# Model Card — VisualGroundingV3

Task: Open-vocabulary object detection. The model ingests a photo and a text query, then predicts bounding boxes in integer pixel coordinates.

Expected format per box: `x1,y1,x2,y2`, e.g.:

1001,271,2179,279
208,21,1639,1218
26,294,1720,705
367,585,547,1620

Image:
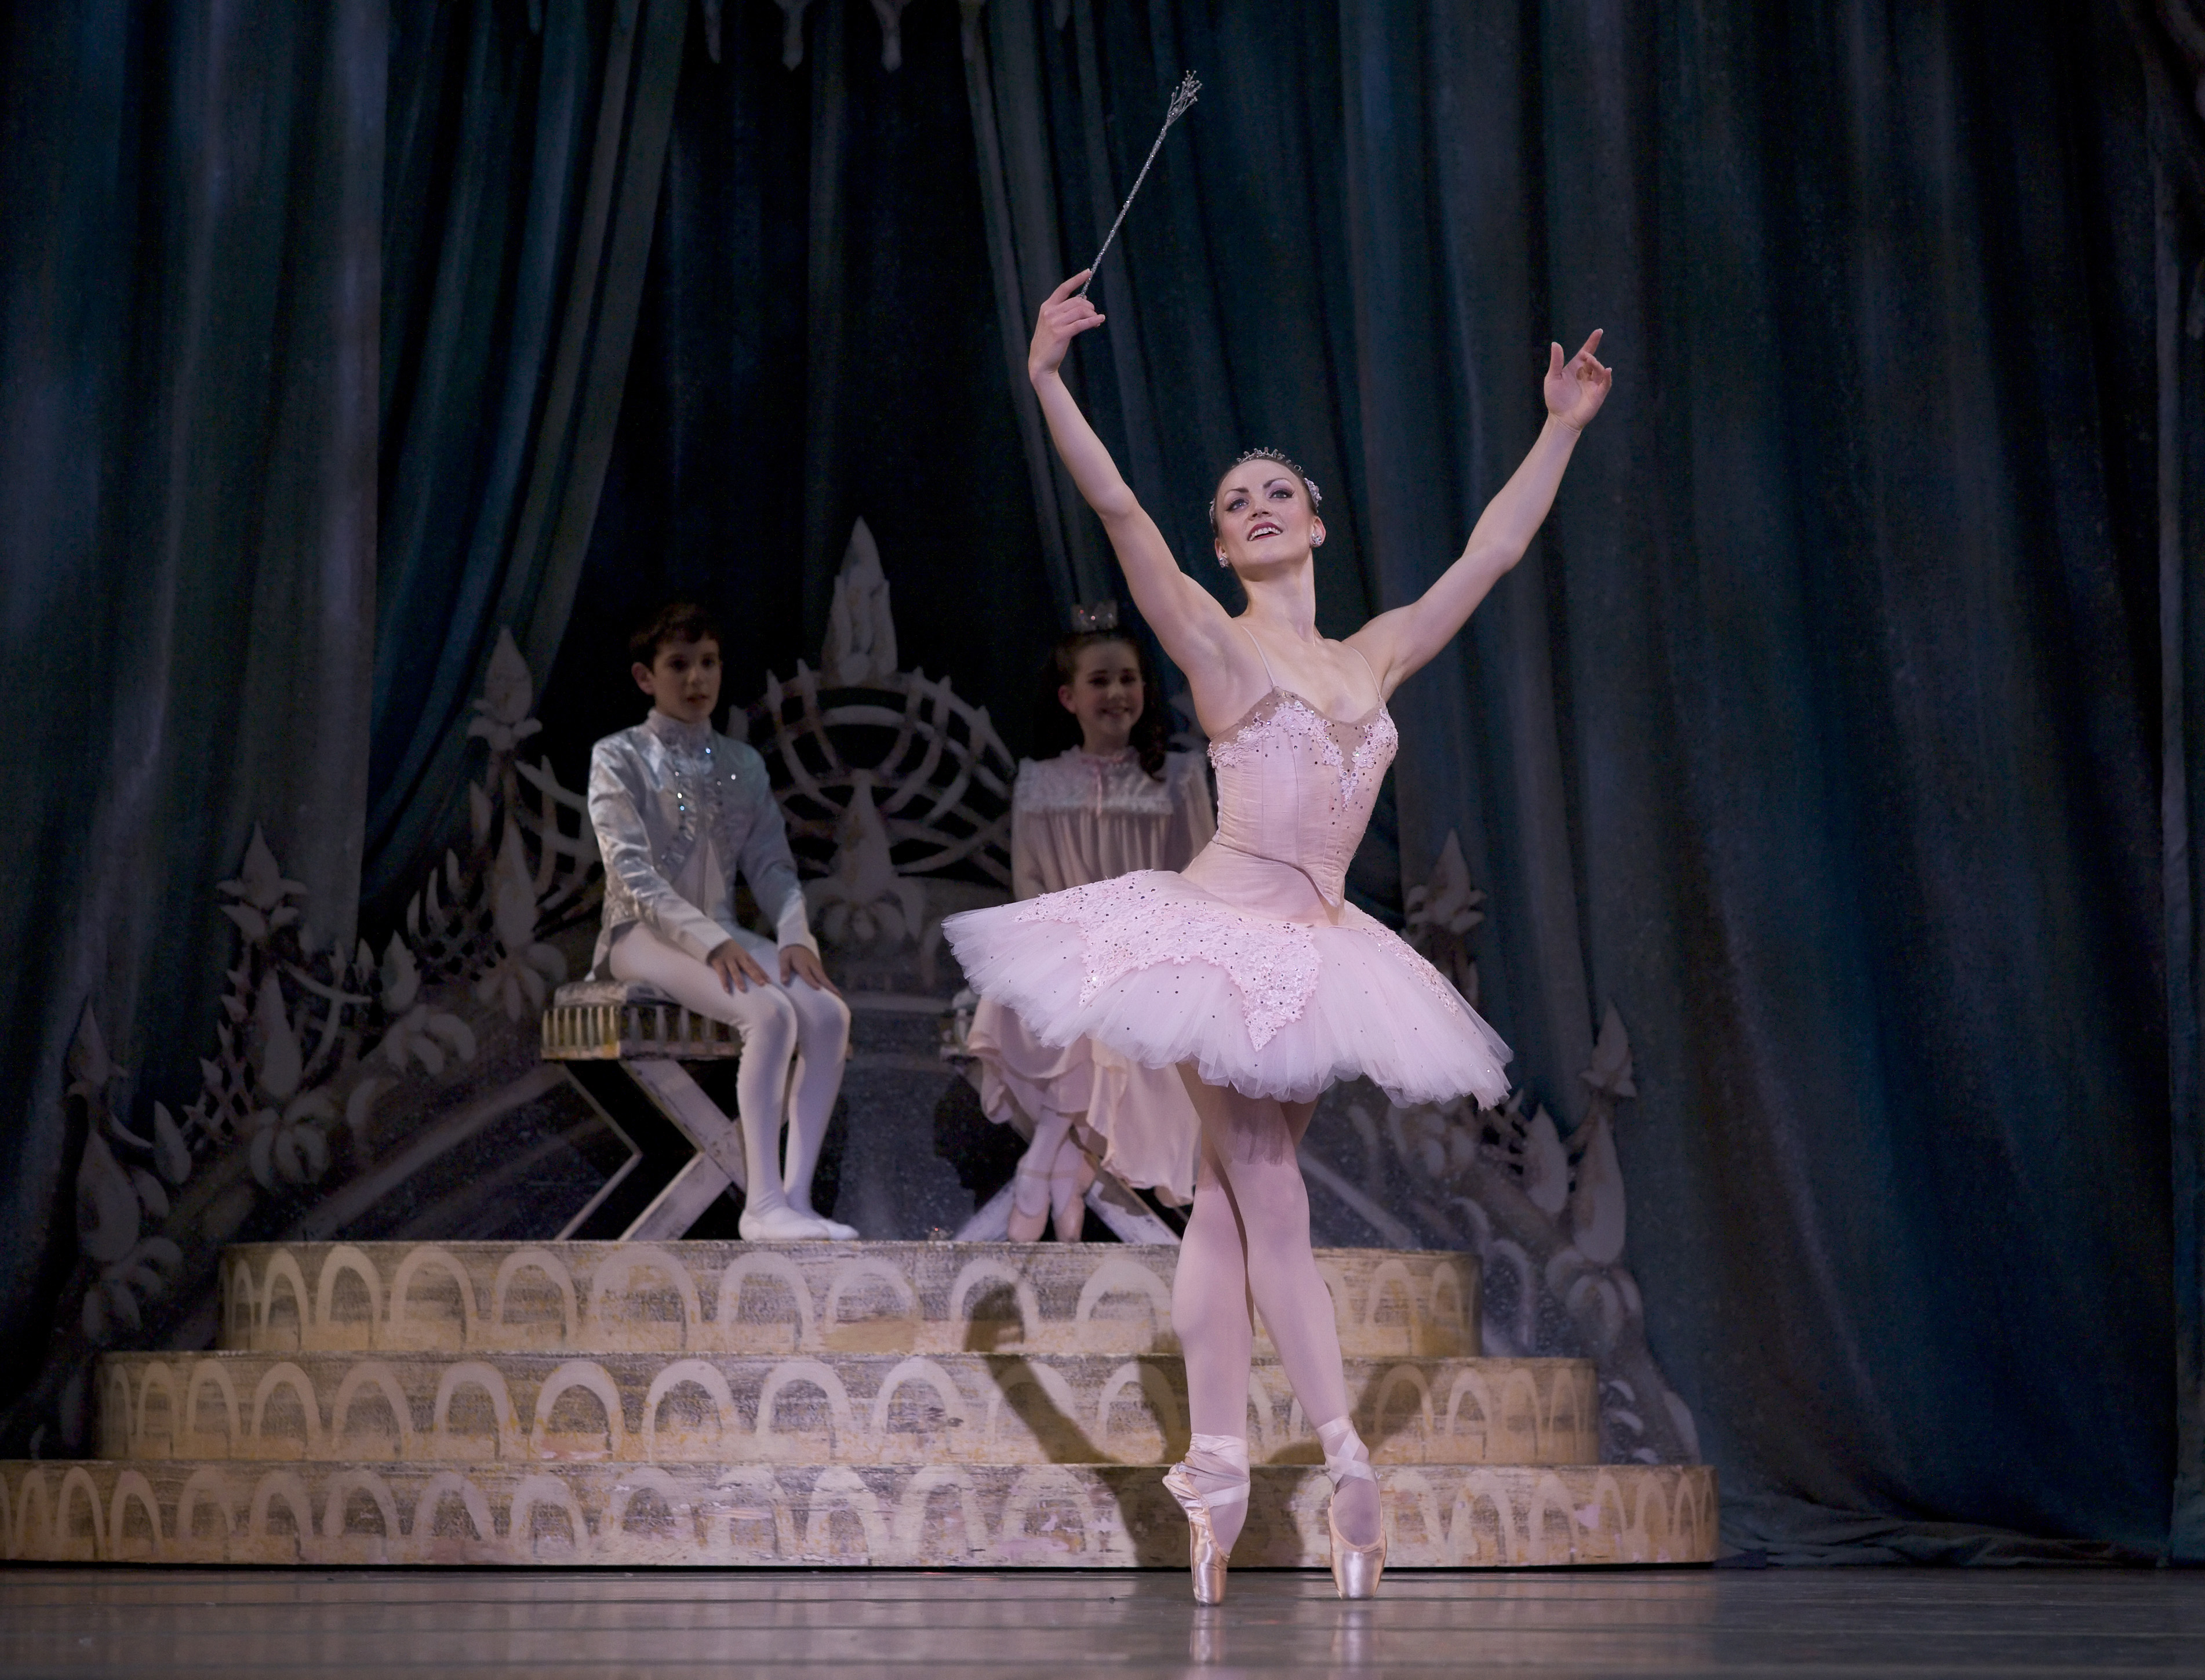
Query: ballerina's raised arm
1027,272,1248,690
1345,332,1613,695
1030,268,1613,713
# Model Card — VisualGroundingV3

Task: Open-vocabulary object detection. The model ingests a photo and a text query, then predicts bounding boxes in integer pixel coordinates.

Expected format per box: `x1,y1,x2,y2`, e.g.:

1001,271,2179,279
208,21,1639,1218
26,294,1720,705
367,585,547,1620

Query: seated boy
587,602,856,1240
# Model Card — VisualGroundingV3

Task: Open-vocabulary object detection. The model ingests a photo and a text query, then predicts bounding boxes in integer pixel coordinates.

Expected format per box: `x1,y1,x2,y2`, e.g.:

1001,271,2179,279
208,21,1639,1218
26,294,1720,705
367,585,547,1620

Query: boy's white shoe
738,1203,841,1241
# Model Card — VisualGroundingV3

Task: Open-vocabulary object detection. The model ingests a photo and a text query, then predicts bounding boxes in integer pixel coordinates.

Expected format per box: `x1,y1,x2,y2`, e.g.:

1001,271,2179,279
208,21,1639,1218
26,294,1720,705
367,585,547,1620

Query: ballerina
944,272,1612,1600
966,612,1214,1240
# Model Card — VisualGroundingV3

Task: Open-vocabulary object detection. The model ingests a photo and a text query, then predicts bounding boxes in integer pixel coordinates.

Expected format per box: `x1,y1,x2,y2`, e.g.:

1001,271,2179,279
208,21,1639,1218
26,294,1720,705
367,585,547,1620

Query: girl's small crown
1071,599,1120,633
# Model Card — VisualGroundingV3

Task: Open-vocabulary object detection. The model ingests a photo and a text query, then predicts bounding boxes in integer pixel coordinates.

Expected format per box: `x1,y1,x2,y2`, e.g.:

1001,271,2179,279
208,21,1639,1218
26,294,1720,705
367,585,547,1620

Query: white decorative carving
1378,853,1700,1466
773,0,817,70
1403,830,1483,1007
467,628,542,754
21,630,607,1450
803,773,925,947
757,518,1013,903
820,518,899,686
471,825,568,1021
869,0,915,70
66,1011,184,1346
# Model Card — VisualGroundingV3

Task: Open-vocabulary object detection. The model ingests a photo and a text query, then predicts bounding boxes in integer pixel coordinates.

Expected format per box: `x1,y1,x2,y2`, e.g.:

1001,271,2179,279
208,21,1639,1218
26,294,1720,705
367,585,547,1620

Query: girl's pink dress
945,679,1511,1111
966,748,1213,1203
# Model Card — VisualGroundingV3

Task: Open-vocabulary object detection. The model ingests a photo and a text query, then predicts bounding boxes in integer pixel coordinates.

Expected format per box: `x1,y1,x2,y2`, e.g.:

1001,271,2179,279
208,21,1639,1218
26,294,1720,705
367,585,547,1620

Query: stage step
26,1237,1724,1572
217,1241,1479,1359
94,1350,1598,1469
0,1456,1717,1569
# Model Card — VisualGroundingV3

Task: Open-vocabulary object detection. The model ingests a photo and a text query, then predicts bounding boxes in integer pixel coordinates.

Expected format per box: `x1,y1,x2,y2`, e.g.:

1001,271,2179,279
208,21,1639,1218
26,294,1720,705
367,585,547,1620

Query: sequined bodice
1205,689,1398,907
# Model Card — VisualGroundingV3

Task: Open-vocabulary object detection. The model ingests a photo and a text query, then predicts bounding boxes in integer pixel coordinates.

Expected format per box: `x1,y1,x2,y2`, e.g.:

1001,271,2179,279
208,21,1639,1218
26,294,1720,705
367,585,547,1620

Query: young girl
946,275,1611,1601
587,602,856,1242
966,613,1214,1241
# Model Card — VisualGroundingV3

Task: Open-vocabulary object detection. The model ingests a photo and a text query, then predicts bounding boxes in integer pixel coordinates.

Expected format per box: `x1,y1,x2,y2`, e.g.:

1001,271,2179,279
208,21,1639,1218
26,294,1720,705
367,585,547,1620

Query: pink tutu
948,678,1512,1109
943,867,1509,1107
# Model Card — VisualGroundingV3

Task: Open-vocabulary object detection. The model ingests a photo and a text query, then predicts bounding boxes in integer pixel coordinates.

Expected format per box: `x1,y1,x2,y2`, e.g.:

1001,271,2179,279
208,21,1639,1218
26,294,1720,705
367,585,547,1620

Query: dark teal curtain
0,1,380,1404
963,0,2168,1558
366,0,686,918
2124,0,2205,1568
537,0,1057,771
0,0,688,1435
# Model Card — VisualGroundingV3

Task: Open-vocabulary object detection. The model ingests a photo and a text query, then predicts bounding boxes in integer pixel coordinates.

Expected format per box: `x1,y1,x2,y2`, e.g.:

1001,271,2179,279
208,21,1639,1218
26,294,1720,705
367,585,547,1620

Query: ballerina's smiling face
1211,460,1324,573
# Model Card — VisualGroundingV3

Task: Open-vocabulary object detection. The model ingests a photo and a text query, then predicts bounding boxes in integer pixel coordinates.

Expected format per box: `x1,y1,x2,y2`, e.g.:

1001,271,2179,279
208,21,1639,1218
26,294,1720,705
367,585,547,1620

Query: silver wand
1079,72,1201,296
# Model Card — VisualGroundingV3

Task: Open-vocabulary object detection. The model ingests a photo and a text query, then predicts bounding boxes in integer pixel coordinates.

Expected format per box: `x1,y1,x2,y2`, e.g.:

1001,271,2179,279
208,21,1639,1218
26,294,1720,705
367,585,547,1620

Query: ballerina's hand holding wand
1025,269,1612,722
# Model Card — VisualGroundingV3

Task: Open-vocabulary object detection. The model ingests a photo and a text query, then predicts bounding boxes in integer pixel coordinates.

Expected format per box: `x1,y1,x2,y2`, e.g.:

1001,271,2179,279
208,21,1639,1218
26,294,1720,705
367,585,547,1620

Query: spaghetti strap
1347,643,1384,709
1239,624,1279,689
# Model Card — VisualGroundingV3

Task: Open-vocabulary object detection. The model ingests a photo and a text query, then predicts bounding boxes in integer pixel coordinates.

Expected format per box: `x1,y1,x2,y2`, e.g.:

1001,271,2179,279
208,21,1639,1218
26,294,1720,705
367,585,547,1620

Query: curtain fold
2123,0,2205,1566
365,0,686,917
537,0,1059,769
0,0,381,1404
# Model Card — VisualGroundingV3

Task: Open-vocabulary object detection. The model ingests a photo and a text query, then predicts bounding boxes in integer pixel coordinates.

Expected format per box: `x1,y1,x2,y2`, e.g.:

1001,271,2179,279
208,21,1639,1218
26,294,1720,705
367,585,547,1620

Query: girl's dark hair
629,601,723,664
1034,631,1171,779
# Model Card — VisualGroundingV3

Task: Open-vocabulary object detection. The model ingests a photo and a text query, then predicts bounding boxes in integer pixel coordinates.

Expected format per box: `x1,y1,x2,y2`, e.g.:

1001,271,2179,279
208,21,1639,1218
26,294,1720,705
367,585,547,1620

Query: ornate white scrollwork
1366,836,1700,1468
754,522,1015,935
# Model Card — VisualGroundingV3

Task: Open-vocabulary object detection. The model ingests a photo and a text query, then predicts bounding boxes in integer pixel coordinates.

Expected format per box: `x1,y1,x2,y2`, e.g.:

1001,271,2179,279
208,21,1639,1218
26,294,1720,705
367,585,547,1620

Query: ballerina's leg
1170,1125,1258,1554
1176,1072,1382,1548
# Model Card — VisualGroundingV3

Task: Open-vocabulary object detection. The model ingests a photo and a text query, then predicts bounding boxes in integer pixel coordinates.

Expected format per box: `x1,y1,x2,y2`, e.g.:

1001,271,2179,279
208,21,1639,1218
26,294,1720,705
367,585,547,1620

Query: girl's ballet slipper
1162,1461,1247,1606
1049,1150,1095,1242
1006,1163,1052,1242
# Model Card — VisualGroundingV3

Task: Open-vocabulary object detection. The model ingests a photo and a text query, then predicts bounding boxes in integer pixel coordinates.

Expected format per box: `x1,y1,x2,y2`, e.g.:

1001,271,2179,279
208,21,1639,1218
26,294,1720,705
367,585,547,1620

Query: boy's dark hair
629,601,723,664
1034,631,1172,779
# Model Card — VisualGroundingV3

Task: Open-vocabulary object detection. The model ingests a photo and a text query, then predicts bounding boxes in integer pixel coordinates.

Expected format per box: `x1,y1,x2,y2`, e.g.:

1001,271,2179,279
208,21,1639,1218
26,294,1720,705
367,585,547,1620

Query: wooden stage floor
3,1566,2202,1675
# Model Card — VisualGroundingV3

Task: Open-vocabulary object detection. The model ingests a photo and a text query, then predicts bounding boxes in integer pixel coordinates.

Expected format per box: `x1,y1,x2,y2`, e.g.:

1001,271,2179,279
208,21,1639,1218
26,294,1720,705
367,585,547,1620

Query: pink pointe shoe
1327,1501,1387,1600
1318,1416,1387,1600
1162,1435,1250,1605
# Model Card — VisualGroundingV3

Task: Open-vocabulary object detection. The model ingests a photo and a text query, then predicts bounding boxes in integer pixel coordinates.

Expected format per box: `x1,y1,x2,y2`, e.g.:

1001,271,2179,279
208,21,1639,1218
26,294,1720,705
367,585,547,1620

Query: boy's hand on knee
707,940,769,994
780,947,841,996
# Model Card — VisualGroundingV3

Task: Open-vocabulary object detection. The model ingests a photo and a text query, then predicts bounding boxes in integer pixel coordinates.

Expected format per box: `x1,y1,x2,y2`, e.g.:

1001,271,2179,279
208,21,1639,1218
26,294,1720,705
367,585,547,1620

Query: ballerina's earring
1216,547,1231,569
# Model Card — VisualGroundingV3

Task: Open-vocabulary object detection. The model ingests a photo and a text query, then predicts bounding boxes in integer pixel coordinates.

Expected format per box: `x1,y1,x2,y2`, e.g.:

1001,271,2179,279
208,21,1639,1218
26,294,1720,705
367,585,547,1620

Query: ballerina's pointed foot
1327,1501,1388,1601
1163,1434,1250,1605
1162,1463,1242,1605
1318,1415,1387,1599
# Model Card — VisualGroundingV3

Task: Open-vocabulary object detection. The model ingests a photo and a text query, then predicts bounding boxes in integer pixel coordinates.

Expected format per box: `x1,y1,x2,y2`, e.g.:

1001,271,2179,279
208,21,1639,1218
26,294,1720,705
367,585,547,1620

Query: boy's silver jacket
587,710,815,972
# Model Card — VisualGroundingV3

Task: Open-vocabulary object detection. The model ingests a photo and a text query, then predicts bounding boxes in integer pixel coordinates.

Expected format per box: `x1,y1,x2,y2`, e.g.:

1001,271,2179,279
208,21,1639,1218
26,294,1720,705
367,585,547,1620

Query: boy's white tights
607,923,851,1220
1170,1070,1384,1550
